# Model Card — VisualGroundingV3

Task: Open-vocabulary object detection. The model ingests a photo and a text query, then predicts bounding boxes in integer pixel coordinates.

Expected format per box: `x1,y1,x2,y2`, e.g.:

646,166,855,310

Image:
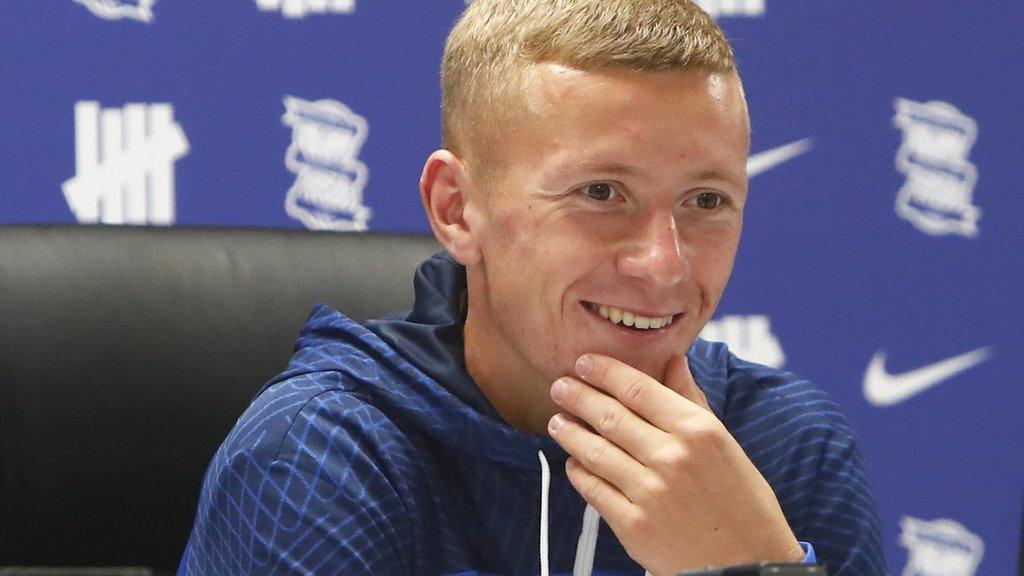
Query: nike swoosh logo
862,347,992,407
747,138,814,178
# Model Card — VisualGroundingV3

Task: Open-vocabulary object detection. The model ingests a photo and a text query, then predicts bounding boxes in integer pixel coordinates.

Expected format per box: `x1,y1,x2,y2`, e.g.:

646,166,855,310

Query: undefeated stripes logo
255,0,355,18
62,102,189,225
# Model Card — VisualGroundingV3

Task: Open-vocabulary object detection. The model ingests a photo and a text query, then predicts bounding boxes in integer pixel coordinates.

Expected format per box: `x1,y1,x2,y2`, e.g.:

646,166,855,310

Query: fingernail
548,414,566,434
575,355,593,378
551,378,569,401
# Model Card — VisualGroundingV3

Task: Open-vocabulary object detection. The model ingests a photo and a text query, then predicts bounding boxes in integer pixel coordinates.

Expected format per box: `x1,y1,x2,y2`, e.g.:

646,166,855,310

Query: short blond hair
441,0,737,164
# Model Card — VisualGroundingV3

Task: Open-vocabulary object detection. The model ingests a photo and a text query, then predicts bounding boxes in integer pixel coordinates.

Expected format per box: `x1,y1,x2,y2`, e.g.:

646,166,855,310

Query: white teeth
609,308,622,323
653,316,675,328
591,304,674,330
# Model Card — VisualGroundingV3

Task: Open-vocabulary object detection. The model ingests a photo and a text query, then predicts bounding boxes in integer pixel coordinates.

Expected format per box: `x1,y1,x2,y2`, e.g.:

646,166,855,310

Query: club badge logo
893,99,981,238
694,0,765,17
899,517,984,576
255,0,354,18
62,101,188,225
700,315,785,368
74,0,155,22
282,96,372,231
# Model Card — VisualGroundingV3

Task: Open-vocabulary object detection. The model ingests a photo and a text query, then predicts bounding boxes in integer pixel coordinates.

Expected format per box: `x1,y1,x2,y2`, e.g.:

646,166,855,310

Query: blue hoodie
179,252,886,576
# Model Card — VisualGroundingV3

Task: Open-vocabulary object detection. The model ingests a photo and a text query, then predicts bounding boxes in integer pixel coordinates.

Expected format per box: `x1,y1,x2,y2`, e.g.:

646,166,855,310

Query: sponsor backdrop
2,1,1021,574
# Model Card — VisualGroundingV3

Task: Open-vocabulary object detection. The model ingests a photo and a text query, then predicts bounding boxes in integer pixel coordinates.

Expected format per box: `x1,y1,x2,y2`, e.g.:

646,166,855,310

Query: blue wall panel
2,2,1021,574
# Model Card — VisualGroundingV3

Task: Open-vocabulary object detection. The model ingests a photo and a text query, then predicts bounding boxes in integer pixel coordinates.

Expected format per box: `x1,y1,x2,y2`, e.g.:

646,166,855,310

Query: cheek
488,203,584,273
488,203,538,250
484,202,607,307
482,206,552,304
689,229,740,291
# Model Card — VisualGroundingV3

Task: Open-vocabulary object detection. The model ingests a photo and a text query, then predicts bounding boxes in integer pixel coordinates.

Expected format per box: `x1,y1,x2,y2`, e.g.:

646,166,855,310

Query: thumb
663,354,711,412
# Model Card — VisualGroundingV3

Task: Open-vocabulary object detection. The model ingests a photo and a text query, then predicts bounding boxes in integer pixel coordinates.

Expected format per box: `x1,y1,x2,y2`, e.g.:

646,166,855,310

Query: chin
629,356,672,381
587,348,672,381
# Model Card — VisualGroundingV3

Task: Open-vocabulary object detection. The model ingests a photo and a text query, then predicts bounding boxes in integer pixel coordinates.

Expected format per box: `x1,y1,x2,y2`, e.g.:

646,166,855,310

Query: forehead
485,63,749,185
525,63,747,134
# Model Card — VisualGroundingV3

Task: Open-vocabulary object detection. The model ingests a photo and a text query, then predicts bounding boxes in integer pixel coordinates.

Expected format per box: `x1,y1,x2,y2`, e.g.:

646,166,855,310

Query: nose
615,209,690,286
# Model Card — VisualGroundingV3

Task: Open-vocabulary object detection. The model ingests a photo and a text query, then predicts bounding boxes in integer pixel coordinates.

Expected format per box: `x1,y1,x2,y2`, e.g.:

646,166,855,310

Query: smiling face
453,63,750,431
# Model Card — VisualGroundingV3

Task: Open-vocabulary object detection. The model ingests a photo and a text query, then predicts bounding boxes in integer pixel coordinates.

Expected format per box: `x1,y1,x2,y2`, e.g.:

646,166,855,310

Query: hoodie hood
263,252,568,472
364,251,504,422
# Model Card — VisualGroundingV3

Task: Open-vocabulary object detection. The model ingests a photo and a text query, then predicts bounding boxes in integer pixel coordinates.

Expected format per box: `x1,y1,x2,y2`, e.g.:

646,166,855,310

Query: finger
548,412,650,502
663,354,711,413
564,456,637,529
550,376,671,460
575,354,704,432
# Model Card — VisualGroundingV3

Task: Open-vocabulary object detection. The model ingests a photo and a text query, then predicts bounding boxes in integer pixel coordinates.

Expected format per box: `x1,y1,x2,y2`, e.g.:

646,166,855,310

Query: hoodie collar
363,252,507,422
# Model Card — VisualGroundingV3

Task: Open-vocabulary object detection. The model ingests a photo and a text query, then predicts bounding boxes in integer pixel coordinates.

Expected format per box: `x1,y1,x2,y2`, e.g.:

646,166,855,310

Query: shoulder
731,357,846,429
737,355,860,478
695,342,886,574
219,370,410,469
183,371,418,575
692,339,864,494
689,339,854,449
720,354,861,488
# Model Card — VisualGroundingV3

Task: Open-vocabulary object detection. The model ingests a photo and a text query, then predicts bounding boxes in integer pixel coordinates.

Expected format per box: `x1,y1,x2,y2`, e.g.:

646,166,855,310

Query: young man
180,1,886,575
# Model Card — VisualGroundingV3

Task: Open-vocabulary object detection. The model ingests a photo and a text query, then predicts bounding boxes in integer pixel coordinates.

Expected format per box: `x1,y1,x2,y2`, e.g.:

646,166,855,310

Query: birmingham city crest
899,516,984,576
892,99,981,238
255,0,355,18
74,0,155,22
282,96,372,231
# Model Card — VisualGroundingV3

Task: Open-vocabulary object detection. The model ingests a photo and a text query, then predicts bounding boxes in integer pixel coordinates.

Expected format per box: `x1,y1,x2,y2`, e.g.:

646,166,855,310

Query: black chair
0,225,440,575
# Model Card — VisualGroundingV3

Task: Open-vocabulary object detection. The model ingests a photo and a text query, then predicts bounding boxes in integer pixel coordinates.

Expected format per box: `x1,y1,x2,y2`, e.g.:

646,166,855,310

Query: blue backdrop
2,1,1022,574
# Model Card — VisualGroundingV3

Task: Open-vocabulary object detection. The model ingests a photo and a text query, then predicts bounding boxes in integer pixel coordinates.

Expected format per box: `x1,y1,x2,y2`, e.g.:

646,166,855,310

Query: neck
463,295,559,436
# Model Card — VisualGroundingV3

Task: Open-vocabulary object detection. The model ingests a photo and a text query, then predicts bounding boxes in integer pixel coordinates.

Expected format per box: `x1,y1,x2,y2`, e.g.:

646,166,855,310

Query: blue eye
584,183,615,201
694,191,722,209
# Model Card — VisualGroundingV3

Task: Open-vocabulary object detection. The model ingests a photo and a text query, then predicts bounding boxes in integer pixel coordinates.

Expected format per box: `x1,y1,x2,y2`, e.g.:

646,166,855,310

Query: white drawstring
538,450,551,576
572,506,653,576
572,504,600,576
538,450,605,576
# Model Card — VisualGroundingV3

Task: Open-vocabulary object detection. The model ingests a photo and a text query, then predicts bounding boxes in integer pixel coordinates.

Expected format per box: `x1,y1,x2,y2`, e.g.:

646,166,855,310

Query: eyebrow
571,161,640,177
572,162,739,184
691,169,738,183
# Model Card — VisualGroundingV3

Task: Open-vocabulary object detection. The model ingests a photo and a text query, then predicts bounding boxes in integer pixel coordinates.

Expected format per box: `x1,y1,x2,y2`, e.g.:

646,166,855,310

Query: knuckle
639,475,666,501
653,443,690,470
584,477,604,501
569,384,587,408
597,408,623,434
622,509,650,535
585,443,606,467
623,377,648,407
684,419,724,446
631,475,663,506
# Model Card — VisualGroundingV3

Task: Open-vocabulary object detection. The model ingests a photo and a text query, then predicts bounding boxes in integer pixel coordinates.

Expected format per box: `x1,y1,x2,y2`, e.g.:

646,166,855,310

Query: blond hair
441,0,737,164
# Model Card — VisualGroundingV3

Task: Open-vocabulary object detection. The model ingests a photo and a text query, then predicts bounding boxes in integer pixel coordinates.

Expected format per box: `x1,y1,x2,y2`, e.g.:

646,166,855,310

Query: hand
547,353,805,576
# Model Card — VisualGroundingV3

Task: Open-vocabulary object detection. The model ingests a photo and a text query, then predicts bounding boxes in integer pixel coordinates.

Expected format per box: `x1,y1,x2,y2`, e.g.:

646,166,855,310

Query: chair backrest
0,225,440,574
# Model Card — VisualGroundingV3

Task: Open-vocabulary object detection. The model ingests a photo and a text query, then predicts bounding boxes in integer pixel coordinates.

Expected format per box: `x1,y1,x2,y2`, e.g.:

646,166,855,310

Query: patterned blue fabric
179,254,887,576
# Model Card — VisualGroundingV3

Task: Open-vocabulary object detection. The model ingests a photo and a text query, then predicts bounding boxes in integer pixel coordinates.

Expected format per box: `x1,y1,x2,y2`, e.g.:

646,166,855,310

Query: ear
419,149,483,266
